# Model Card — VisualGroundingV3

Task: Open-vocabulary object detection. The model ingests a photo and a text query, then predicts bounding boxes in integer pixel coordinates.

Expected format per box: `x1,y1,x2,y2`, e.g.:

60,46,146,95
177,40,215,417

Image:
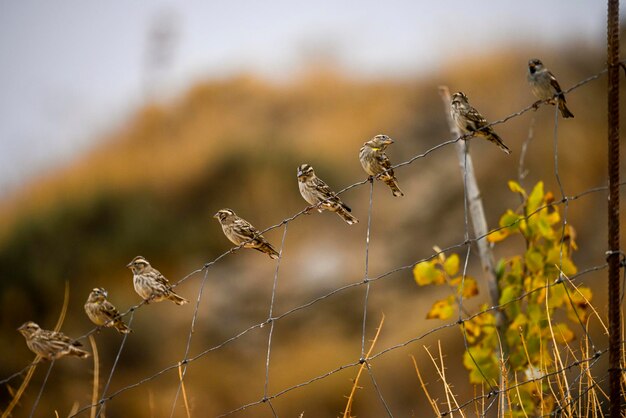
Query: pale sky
0,1,613,195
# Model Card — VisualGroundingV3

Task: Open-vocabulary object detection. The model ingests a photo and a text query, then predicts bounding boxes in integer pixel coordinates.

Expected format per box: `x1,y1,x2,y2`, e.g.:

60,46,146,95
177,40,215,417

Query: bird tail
257,243,280,259
335,206,359,225
558,99,574,118
70,345,91,358
487,132,511,155
168,292,189,305
383,178,404,197
114,321,132,334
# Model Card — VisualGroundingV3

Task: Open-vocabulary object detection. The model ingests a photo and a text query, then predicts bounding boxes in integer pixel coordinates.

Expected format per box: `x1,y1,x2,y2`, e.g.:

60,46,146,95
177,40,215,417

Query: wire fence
2,61,624,417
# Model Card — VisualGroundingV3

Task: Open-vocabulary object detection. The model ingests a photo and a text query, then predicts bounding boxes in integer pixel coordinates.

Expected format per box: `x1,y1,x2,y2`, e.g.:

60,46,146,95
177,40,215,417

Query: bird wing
49,330,82,347
152,269,173,289
312,177,339,200
100,300,122,321
548,71,565,94
232,217,268,244
464,106,488,128
376,152,393,172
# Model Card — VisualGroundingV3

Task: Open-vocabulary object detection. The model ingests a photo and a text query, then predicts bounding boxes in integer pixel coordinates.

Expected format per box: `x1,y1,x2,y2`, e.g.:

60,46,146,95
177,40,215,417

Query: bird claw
532,100,542,110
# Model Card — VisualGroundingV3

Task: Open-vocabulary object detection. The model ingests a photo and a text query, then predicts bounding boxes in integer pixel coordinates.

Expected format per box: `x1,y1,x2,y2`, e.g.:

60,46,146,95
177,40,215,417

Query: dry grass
413,281,620,417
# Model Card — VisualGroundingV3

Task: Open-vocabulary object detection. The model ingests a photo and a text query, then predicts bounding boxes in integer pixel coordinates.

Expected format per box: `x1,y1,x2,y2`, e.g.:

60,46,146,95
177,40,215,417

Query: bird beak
17,324,25,331
297,168,303,177
384,138,394,145
529,62,535,70
126,261,133,268
213,212,219,219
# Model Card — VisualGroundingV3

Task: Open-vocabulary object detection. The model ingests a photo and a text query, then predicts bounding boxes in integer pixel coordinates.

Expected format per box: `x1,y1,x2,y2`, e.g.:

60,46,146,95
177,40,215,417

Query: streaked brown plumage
297,164,359,225
359,134,404,197
127,256,188,305
213,209,280,259
84,287,131,333
17,321,90,360
450,91,511,154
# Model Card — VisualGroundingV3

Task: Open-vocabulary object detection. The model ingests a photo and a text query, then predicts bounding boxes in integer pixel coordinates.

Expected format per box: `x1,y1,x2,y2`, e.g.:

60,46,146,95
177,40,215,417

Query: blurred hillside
0,42,620,417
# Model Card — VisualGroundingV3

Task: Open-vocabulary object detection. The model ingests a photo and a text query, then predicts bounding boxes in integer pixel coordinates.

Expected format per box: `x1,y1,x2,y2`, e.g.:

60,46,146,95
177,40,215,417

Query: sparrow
127,256,188,305
359,134,404,197
213,209,280,259
450,91,511,154
17,321,90,360
84,287,131,333
527,58,574,118
297,164,359,225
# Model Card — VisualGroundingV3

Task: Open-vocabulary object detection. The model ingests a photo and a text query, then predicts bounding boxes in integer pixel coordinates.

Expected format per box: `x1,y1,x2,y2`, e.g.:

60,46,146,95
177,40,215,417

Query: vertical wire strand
365,362,393,417
361,179,374,359
263,223,289,413
518,113,536,186
28,360,54,418
169,267,211,417
551,105,596,351
95,309,135,418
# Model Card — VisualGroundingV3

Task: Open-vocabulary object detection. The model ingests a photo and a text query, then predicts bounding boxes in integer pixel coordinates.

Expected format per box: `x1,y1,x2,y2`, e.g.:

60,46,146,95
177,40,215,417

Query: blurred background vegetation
1,3,624,417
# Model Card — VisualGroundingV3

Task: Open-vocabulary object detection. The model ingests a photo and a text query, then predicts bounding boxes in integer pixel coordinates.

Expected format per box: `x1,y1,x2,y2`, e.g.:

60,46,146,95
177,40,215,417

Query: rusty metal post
607,0,622,417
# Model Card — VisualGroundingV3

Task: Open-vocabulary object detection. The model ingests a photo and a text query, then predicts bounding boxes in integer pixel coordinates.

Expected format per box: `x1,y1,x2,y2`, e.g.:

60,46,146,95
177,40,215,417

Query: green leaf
500,285,521,319
525,249,544,273
499,209,522,230
535,216,555,240
527,181,544,214
443,253,460,276
495,258,506,280
463,346,500,384
547,284,566,309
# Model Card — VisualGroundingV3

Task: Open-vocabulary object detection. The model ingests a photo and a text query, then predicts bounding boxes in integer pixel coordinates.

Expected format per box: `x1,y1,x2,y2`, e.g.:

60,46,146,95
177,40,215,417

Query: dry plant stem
1,282,70,418
423,343,464,417
89,336,100,418
544,277,572,415
342,314,385,418
411,355,441,416
177,364,191,418
513,374,530,418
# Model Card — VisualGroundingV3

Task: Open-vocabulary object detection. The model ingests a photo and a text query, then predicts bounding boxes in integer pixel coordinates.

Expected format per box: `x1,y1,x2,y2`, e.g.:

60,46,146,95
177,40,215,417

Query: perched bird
359,134,404,197
17,321,90,360
527,58,574,118
297,164,359,225
450,92,511,155
213,209,280,259
127,256,188,305
84,288,131,334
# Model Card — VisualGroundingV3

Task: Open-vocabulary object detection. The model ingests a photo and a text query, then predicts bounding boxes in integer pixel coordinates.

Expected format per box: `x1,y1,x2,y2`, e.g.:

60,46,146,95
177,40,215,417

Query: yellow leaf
527,181,544,214
508,180,527,197
443,254,460,276
426,298,455,320
487,229,509,243
413,261,443,286
460,276,479,298
551,323,575,344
